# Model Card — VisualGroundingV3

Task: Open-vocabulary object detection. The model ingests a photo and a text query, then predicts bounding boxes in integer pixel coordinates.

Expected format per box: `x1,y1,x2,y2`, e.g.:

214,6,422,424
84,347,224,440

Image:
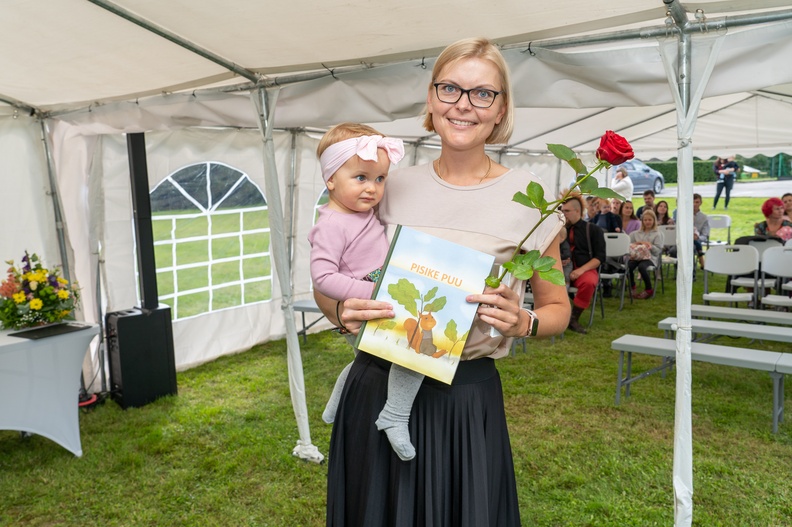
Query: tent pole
38,119,72,282
252,87,323,464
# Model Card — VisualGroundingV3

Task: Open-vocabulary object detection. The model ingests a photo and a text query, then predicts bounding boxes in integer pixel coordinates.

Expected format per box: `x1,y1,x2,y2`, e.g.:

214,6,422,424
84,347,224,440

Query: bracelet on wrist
335,300,350,334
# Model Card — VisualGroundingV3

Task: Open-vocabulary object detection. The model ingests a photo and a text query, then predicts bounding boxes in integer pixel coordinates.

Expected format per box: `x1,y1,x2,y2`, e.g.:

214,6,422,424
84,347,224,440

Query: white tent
4,1,792,524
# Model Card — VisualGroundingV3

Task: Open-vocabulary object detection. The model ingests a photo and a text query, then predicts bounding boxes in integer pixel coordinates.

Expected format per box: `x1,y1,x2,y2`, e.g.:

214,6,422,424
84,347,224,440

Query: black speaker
106,305,177,409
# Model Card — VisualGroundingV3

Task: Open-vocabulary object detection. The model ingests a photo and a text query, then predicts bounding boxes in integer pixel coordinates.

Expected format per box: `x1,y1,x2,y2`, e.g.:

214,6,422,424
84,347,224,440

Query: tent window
150,162,272,319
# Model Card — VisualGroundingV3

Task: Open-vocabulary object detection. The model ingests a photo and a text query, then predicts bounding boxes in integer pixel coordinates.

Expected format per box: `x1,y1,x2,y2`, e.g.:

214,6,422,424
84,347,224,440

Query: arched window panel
149,162,272,320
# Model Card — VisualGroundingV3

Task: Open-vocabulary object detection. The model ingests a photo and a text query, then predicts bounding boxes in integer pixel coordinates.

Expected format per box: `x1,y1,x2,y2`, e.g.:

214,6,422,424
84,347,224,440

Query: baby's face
600,201,611,213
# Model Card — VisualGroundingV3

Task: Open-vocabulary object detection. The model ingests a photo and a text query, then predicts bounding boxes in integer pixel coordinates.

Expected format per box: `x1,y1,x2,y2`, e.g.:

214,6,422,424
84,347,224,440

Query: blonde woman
628,209,663,299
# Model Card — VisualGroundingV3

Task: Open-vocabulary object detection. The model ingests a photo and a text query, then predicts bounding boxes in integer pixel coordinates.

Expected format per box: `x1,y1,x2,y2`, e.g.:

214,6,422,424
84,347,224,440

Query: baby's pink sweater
308,206,389,300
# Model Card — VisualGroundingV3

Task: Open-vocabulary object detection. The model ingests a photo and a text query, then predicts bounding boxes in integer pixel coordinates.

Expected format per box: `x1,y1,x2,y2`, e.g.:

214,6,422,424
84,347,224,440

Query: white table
0,323,99,456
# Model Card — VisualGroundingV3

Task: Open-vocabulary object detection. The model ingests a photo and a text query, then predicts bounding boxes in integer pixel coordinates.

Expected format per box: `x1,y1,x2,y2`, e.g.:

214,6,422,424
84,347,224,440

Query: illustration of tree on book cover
355,226,495,384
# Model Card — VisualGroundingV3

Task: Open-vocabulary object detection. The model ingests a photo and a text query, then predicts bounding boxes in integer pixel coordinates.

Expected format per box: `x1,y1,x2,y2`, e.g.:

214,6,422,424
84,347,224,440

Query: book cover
355,225,495,384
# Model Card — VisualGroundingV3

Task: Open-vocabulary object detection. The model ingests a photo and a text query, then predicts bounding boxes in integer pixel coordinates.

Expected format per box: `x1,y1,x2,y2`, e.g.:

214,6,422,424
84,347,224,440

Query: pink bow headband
320,135,405,182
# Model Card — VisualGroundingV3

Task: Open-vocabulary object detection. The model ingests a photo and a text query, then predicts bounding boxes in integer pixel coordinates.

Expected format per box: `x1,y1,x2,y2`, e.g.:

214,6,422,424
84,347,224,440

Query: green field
1,196,791,525
152,209,272,319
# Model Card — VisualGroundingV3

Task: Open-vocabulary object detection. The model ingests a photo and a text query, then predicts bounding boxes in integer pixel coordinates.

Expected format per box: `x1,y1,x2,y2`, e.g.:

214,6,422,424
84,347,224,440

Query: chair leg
588,286,598,328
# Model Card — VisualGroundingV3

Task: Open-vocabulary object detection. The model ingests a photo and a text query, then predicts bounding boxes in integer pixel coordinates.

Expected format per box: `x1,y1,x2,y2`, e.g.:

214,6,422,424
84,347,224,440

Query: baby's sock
322,362,352,424
375,402,415,461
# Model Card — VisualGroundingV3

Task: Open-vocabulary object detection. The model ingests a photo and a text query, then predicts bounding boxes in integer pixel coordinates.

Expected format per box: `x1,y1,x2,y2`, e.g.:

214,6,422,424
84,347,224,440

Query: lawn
1,197,790,526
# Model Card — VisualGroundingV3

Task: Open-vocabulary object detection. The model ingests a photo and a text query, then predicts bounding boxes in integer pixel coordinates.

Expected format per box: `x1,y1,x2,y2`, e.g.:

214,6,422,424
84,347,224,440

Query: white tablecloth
0,323,99,456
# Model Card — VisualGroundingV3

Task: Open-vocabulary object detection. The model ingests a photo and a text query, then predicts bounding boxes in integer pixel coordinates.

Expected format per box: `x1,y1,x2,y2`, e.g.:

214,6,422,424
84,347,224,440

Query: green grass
2,269,792,526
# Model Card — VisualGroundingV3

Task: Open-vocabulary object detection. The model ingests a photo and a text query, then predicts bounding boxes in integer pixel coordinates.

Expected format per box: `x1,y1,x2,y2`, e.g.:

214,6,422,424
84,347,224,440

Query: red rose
596,130,634,165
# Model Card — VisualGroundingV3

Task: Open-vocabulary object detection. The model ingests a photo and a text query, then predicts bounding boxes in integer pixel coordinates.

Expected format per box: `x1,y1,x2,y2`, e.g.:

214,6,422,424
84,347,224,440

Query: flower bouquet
0,252,81,330
487,130,634,287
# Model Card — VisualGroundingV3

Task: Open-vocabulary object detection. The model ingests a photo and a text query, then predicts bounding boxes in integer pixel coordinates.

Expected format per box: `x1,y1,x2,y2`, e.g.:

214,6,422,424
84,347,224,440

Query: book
355,225,495,384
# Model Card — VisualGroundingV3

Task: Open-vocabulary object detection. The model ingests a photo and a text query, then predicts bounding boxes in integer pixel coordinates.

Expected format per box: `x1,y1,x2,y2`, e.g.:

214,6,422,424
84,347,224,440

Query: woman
712,155,738,210
628,209,663,299
755,197,792,241
315,38,570,527
782,192,792,222
610,166,633,201
654,200,675,226
617,200,641,234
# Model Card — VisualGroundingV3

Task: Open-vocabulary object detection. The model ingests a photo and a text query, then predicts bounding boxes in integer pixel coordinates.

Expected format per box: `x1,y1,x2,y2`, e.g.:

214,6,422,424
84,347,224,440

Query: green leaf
423,286,437,303
503,250,542,281
526,182,546,209
568,158,587,175
547,143,576,161
387,278,419,317
538,268,566,286
533,256,556,272
485,276,501,288
512,191,538,209
578,175,598,193
590,187,624,200
425,295,447,313
444,319,458,342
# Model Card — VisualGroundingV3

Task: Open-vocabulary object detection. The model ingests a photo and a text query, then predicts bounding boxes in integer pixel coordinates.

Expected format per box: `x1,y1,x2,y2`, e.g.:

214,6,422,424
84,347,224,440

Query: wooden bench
657,317,792,344
611,334,787,432
691,305,792,326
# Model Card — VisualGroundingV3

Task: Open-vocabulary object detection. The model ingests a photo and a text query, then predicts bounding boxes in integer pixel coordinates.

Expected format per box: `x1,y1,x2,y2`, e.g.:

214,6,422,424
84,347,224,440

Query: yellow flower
13,292,26,304
57,289,70,300
60,310,71,318
29,298,43,310
57,277,68,285
29,281,39,291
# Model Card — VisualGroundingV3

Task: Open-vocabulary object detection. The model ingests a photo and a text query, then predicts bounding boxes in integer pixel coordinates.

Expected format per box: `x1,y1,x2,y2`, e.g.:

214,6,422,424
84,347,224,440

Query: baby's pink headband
320,135,405,182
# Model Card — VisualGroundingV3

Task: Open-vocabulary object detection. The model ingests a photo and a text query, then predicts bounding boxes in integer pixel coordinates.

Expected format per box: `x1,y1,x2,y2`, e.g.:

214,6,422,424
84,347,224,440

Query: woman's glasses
433,83,503,108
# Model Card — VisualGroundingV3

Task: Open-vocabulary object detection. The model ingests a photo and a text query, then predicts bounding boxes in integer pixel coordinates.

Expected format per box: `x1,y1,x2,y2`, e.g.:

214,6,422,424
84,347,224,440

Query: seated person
636,189,655,218
560,193,605,334
654,200,675,226
755,197,792,242
590,197,622,232
617,200,641,235
782,192,792,222
693,193,709,269
628,210,663,299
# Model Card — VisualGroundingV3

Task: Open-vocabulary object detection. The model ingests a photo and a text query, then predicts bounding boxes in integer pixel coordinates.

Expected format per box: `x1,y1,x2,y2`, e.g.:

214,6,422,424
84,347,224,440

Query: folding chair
599,232,631,310
730,238,782,292
758,246,792,311
702,245,759,308
658,225,677,280
706,214,732,248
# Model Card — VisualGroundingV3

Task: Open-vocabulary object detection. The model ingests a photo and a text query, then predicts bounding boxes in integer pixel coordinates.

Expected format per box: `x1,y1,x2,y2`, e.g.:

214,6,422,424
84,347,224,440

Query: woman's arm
467,237,569,338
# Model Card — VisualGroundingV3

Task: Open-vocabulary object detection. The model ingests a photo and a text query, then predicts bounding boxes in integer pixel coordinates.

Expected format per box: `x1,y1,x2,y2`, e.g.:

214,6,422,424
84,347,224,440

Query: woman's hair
316,122,385,158
422,37,514,144
782,192,792,200
761,197,784,218
615,167,628,177
641,209,658,231
619,200,638,220
654,200,672,225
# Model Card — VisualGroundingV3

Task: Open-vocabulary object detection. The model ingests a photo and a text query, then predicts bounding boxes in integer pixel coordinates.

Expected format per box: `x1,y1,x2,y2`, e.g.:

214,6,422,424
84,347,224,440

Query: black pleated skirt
326,352,521,527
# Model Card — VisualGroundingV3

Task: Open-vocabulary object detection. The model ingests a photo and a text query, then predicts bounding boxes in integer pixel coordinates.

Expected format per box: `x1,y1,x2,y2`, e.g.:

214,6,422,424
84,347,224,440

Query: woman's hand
314,289,394,335
466,283,525,338
337,298,394,335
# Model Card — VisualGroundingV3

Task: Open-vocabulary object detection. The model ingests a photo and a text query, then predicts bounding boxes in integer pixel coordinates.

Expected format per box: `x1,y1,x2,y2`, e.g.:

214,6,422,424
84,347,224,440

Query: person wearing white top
611,166,634,201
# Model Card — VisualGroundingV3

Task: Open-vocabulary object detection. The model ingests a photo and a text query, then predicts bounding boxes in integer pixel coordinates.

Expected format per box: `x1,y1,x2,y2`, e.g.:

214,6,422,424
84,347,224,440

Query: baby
309,122,423,461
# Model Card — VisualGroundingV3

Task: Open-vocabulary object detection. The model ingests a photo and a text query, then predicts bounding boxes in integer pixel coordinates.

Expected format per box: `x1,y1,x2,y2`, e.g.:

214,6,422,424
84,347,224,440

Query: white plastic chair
759,246,792,310
730,238,782,291
658,225,677,279
599,232,631,311
706,214,732,248
703,245,759,307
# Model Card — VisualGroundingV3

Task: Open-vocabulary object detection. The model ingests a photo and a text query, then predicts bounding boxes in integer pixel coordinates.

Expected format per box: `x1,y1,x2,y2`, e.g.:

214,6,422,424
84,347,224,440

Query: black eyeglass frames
433,83,503,108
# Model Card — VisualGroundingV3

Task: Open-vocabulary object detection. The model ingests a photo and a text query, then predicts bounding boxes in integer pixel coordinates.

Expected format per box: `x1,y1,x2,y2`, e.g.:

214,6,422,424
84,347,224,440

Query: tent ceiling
3,0,792,112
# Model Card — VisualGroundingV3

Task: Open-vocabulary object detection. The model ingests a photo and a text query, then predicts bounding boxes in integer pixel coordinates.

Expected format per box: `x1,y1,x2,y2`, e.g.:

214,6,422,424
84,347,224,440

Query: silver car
614,159,665,194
